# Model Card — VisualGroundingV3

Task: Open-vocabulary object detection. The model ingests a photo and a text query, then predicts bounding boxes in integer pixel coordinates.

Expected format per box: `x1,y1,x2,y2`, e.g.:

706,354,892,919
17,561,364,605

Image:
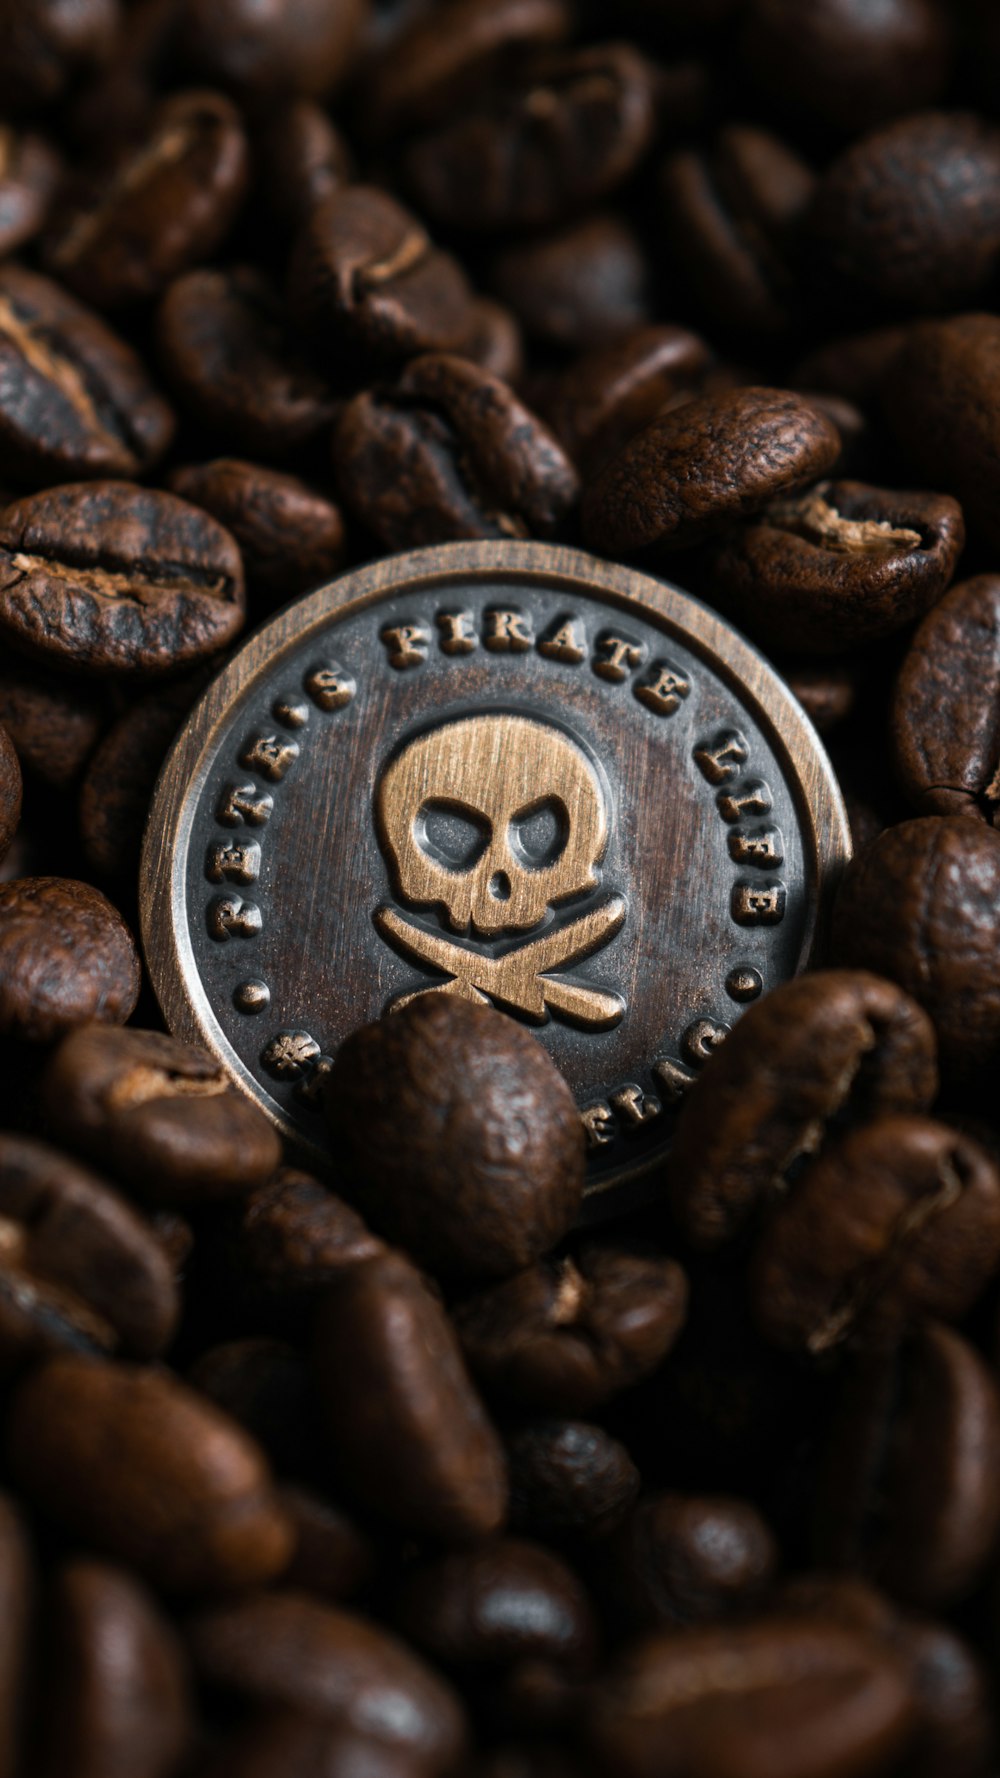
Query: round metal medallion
142,541,851,1213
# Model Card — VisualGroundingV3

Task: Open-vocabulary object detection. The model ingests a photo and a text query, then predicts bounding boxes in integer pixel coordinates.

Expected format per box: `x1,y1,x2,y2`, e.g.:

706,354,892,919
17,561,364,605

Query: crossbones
375,895,626,1029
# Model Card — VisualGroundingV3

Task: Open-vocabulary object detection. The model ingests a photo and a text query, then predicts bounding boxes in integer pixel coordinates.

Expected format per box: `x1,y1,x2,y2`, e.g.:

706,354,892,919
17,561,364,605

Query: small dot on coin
726,967,764,1003
273,698,310,728
234,979,271,1014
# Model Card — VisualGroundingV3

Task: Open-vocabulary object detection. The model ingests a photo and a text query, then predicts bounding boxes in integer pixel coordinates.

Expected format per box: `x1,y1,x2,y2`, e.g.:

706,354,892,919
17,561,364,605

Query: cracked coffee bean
892,575,1000,825
0,877,139,1043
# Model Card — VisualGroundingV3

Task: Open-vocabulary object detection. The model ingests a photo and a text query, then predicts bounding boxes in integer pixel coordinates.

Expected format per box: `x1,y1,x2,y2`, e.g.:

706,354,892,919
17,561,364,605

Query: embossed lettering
261,1030,321,1079
306,663,356,710
381,623,429,669
652,1056,697,1103
635,661,691,715
216,782,273,827
538,617,586,664
581,1102,616,1147
273,698,309,729
683,1018,731,1065
296,1053,335,1108
240,734,300,782
206,840,261,884
695,729,749,785
436,610,478,654
484,608,534,651
732,881,786,925
594,633,644,682
728,827,784,867
716,779,772,822
611,1083,662,1126
207,896,262,940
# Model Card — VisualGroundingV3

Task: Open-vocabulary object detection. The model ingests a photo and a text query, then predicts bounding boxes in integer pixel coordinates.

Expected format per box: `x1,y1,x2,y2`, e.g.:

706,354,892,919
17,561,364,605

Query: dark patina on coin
142,541,850,1209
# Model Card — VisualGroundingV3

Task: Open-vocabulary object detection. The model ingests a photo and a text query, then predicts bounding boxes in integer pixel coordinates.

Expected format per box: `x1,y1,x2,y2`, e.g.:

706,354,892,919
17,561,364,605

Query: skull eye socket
509,797,569,871
416,799,491,871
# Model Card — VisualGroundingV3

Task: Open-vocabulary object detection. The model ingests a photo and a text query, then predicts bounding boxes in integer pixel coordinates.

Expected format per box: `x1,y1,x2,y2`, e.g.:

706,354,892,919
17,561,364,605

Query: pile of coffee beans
3,0,1000,1772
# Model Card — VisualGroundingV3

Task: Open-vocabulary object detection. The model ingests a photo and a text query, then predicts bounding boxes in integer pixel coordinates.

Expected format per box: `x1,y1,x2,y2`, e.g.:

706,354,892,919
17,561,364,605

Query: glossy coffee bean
0,662,105,791
168,459,346,605
176,0,368,100
703,480,964,654
47,89,250,311
278,1484,375,1603
0,877,139,1043
0,481,244,678
395,1539,596,1674
0,0,120,113
892,576,1000,825
364,0,572,139
670,970,938,1248
8,1354,294,1593
40,1025,282,1207
883,315,1000,551
489,213,650,350
0,727,21,867
583,387,840,556
813,1323,1000,1608
538,324,711,477
752,1116,1000,1353
0,126,60,258
455,1245,688,1413
506,1419,640,1539
0,264,174,486
326,997,584,1281
313,1250,508,1541
603,1494,777,1635
188,1590,467,1773
79,674,205,879
225,1168,384,1315
832,817,1000,1086
255,101,352,235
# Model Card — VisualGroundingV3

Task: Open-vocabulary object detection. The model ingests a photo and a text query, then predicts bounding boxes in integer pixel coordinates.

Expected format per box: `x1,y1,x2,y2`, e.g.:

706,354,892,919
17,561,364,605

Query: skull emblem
376,712,609,936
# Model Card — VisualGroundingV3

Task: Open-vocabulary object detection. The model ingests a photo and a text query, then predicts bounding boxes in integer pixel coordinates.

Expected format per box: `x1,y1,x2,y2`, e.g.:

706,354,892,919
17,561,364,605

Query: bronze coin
141,542,850,1212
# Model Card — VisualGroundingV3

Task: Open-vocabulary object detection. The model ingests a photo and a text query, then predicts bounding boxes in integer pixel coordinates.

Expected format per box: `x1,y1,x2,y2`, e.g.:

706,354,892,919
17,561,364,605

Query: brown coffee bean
278,1484,375,1603
7,1354,294,1592
0,481,245,678
326,997,583,1281
405,43,657,232
40,1025,283,1207
188,1340,319,1478
703,480,964,654
0,662,104,790
0,726,21,868
832,817,1000,1086
157,268,339,458
891,1619,994,1778
589,1615,914,1778
893,576,1000,826
603,1493,776,1634
47,89,250,311
227,1168,384,1315
198,1710,431,1778
0,1494,32,1778
188,1590,467,1773
794,325,909,408
0,264,174,486
670,970,938,1249
168,459,346,606
489,213,650,350
365,0,572,139
0,126,60,258
38,1560,192,1778
255,101,353,234
454,1244,688,1414
0,0,120,113
176,0,367,100
395,1539,596,1674
312,1250,508,1541
456,297,525,384
661,126,814,338
882,315,1000,552
752,1116,1000,1353
808,113,1000,317
582,387,840,557
784,658,861,733
79,673,205,879
0,1132,178,1367
539,324,711,477
506,1419,640,1539
813,1322,1000,1608
0,877,139,1043
289,185,475,367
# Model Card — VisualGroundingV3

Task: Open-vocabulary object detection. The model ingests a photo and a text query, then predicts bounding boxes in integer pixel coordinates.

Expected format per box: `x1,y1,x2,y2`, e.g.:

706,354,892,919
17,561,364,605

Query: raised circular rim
140,539,852,1200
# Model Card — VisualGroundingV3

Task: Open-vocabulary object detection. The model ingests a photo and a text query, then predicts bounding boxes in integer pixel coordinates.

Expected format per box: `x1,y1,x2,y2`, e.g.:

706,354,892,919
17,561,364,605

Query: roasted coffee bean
813,1322,1000,1608
0,126,60,258
0,1133,178,1367
0,1494,31,1778
883,315,1000,552
188,1590,467,1773
0,264,174,486
255,101,353,234
783,658,861,733
395,1540,596,1676
38,1560,192,1778
188,1340,320,1478
0,877,139,1043
660,126,814,338
489,214,650,350
602,1494,777,1635
40,1025,282,1207
168,459,346,605
279,1484,375,1603
0,661,104,790
313,1250,508,1541
583,388,840,557
891,1619,994,1778
0,0,120,113
589,1615,914,1778
506,1419,640,1539
364,0,573,139
47,90,250,311
705,480,963,654
327,997,584,1280
157,267,339,458
175,0,368,100
289,185,475,367
455,1245,688,1414
226,1168,384,1315
0,727,21,867
670,970,938,1248
405,42,657,232
808,113,1000,318
0,481,244,677
8,1354,294,1592
457,297,525,384
892,575,1000,825
199,1709,431,1778
79,673,205,879
832,817,1000,1086
538,324,711,477
794,324,909,408
751,1116,1000,1353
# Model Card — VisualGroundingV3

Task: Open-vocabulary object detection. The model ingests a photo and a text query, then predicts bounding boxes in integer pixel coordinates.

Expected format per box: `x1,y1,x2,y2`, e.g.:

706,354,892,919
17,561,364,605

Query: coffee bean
0,481,244,677
783,658,861,732
326,997,584,1281
832,817,1000,1086
175,0,368,100
39,1025,283,1206
38,1560,192,1778
168,458,346,605
313,1249,508,1541
0,264,174,486
813,1322,1000,1607
255,101,353,234
882,315,1000,552
0,126,60,258
47,89,250,311
893,576,1000,825
188,1589,467,1772
79,673,205,879
0,0,120,113
538,324,711,477
0,727,21,868
278,1483,375,1603
0,661,105,790
157,267,339,458
8,1354,294,1592
703,480,964,654
670,970,938,1248
489,213,650,350
891,1619,993,1778
602,1494,777,1635
794,324,909,408
506,1419,640,1539
457,297,525,384
583,387,840,557
188,1339,320,1477
454,1245,688,1413
394,1539,596,1675
225,1167,384,1317
0,877,139,1043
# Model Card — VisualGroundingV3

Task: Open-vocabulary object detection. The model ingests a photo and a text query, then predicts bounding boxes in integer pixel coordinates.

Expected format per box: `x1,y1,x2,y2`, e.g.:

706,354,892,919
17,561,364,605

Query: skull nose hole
489,871,512,902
